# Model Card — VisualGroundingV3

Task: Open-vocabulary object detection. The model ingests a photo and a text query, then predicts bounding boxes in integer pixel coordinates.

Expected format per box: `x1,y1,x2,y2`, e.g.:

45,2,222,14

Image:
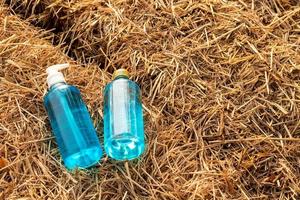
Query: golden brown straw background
1,0,300,199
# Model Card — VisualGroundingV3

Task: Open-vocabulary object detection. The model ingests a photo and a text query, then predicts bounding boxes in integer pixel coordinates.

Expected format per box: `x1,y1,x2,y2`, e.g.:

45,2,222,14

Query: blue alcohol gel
104,69,145,160
44,64,102,170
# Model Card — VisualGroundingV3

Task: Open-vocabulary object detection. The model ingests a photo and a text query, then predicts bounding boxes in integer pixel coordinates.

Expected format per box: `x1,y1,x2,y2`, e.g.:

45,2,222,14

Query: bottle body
104,77,145,160
44,83,102,170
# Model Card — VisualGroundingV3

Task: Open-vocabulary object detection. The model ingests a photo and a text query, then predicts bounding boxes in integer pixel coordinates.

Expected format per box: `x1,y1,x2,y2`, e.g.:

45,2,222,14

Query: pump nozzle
46,63,69,88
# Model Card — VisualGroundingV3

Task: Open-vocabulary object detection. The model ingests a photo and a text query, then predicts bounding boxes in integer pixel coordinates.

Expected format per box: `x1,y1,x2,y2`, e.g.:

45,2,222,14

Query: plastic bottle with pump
103,69,145,160
44,64,102,170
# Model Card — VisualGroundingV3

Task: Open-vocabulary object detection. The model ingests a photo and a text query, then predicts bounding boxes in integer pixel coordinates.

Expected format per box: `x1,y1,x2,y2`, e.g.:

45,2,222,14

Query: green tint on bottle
103,69,145,160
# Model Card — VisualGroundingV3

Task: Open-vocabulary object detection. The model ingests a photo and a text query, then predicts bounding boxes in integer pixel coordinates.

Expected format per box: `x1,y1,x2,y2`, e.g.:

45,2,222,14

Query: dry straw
1,0,300,199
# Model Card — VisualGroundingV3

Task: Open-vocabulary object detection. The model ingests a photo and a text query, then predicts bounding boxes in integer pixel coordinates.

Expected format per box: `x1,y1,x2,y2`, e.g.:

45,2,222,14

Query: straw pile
0,5,111,199
1,0,300,199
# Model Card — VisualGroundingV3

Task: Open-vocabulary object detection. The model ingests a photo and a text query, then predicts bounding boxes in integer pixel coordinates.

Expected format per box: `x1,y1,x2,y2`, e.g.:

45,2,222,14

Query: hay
1,0,300,199
0,4,110,199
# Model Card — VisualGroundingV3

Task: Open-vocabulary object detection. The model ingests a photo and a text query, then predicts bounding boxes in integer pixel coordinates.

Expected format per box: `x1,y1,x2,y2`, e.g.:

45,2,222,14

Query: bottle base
105,136,145,161
64,146,102,170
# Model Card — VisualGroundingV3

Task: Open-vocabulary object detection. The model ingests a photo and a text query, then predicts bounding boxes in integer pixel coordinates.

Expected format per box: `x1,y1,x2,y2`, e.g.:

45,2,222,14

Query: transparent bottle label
112,82,131,136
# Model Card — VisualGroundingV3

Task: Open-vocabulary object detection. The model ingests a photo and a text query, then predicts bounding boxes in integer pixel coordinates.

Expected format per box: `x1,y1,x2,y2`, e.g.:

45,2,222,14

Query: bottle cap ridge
113,69,129,80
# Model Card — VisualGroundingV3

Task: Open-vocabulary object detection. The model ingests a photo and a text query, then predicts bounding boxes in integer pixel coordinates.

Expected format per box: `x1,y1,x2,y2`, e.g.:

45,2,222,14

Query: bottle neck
114,75,129,80
49,82,66,90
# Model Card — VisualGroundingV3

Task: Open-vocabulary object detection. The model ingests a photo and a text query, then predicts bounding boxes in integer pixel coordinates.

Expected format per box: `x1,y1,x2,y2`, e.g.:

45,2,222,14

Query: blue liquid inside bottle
104,70,145,160
44,82,102,170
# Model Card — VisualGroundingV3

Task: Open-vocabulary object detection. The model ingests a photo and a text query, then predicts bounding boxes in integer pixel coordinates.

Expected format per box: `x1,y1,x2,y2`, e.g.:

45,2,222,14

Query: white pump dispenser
46,63,69,88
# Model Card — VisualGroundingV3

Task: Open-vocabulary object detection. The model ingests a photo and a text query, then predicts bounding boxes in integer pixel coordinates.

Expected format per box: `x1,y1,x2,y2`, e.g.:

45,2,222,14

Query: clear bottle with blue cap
44,64,103,170
103,69,145,160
